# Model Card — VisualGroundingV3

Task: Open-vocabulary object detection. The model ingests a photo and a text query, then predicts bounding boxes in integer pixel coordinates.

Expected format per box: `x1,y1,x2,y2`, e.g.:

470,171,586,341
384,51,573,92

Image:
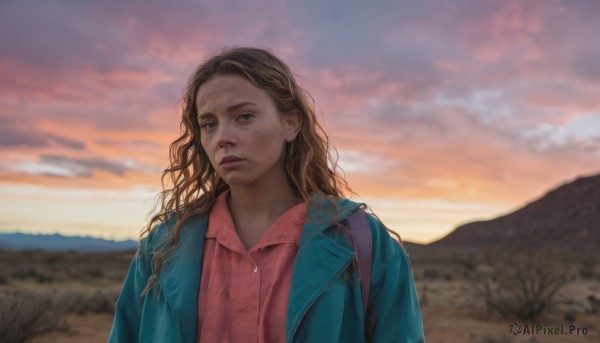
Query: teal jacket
109,196,424,342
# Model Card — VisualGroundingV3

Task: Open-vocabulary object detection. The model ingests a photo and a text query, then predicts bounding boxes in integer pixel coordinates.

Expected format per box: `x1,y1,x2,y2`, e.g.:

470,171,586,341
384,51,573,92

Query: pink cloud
2,0,600,242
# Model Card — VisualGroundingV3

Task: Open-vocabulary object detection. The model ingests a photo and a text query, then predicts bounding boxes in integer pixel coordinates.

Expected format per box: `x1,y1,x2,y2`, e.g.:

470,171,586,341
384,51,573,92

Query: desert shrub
57,289,118,315
423,269,439,280
477,336,511,343
464,253,569,322
587,295,600,315
0,287,120,342
453,252,482,276
478,335,541,343
0,291,66,343
579,255,597,280
11,266,38,279
10,266,54,283
419,285,428,307
564,309,577,322
422,268,453,281
35,273,55,283
106,270,128,281
83,267,105,279
44,253,62,264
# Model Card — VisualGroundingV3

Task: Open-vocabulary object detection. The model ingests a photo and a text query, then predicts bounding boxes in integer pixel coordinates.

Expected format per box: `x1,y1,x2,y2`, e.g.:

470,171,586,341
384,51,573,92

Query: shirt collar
206,190,308,252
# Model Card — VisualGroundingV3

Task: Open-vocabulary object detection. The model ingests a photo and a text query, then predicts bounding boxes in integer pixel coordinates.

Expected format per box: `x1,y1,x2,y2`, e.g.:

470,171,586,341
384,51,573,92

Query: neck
226,175,300,250
227,179,300,225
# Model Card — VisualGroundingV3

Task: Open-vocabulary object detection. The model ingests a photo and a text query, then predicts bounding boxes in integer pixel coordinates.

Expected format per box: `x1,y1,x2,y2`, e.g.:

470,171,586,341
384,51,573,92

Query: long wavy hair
140,46,402,297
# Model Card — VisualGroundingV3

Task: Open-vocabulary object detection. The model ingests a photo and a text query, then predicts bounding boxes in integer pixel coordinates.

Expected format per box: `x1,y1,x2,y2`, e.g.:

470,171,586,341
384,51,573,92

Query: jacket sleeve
108,236,151,343
368,221,425,342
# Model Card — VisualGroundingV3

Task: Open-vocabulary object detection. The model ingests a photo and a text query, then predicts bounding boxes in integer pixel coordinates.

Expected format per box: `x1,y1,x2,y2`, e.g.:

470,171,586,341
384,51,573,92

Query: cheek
200,131,216,149
199,137,208,154
254,131,285,156
200,137,216,162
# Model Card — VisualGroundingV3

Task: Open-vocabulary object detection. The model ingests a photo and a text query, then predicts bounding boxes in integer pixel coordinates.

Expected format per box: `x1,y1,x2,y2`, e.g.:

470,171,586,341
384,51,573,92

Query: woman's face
196,74,299,187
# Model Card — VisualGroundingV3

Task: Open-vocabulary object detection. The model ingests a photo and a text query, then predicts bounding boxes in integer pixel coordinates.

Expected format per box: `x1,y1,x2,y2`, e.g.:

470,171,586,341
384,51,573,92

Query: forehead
195,74,272,112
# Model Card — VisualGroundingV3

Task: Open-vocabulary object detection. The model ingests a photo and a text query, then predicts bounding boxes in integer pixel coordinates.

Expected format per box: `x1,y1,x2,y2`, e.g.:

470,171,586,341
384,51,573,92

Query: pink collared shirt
197,191,307,343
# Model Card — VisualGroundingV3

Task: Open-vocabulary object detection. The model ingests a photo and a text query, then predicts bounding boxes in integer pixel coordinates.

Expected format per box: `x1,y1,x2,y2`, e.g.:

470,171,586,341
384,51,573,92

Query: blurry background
1,1,599,342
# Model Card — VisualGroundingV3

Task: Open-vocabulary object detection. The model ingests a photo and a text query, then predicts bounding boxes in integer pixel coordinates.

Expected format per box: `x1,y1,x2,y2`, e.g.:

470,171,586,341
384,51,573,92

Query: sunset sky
1,0,599,244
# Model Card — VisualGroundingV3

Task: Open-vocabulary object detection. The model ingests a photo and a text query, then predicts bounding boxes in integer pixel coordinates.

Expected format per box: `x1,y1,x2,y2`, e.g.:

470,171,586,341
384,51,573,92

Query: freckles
254,134,276,150
199,138,208,153
199,138,214,161
200,133,214,148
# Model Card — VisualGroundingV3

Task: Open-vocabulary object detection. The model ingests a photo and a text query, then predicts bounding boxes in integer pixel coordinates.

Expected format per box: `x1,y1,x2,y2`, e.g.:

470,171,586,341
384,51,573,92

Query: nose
216,122,236,148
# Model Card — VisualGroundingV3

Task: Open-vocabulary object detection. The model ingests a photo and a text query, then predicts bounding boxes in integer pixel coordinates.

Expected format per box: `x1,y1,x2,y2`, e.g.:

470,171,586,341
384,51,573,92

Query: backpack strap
341,208,372,313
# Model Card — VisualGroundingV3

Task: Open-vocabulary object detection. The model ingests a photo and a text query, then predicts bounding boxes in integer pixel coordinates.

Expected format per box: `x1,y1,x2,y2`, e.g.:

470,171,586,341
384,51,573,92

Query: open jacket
108,195,424,343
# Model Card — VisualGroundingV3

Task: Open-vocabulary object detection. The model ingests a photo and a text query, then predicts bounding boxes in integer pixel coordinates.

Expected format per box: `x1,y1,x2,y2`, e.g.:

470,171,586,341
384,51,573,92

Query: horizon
2,1,600,244
0,231,138,242
2,169,598,245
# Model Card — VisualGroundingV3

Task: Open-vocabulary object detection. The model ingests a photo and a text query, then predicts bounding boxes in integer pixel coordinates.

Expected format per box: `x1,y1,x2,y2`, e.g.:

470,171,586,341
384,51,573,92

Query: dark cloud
0,125,86,150
572,49,600,82
362,100,449,135
1,0,599,163
49,137,87,150
38,154,128,177
3,0,599,85
0,0,272,75
287,0,452,85
0,2,126,72
0,129,47,147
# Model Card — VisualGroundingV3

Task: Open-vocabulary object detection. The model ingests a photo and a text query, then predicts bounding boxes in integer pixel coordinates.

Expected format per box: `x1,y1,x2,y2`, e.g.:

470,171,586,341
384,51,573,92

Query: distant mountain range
2,173,598,253
0,232,138,253
429,172,600,251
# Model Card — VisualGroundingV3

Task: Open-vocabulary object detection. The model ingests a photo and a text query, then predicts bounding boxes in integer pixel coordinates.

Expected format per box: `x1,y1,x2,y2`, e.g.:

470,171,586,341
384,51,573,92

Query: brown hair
141,46,402,297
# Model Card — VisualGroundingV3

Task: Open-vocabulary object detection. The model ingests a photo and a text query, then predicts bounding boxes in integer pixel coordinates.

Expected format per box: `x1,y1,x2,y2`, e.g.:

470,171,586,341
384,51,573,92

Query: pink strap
341,209,372,312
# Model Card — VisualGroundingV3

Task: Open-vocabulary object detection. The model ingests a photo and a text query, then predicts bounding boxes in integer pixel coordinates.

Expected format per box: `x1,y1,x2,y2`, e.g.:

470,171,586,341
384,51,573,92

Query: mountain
0,232,138,253
429,173,600,251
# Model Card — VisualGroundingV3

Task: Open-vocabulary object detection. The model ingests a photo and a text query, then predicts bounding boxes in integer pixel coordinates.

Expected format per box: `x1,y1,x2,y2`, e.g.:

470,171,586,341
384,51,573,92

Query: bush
579,255,598,280
464,253,569,322
0,287,120,342
10,266,38,279
56,289,118,315
84,267,105,279
477,336,511,343
10,266,54,283
587,295,600,315
419,285,428,307
423,269,439,280
0,291,66,343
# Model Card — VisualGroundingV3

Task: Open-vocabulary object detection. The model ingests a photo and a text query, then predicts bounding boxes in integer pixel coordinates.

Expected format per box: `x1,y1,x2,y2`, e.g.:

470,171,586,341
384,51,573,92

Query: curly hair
140,46,364,297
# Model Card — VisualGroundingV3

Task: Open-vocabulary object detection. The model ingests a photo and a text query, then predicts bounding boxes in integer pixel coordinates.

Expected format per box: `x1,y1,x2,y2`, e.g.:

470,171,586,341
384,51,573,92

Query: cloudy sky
1,0,599,244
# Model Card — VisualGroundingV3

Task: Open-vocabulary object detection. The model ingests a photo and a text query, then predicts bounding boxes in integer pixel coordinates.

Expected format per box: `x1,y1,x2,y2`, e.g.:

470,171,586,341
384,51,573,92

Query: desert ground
1,247,598,343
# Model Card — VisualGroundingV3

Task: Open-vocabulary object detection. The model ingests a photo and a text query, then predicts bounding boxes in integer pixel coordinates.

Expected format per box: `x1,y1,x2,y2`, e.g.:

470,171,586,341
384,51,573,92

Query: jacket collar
155,194,362,343
286,194,363,342
156,213,208,343
300,194,362,241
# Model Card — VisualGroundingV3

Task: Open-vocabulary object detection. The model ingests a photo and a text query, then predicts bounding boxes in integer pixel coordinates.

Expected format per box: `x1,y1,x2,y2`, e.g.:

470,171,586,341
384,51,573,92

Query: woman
109,47,424,343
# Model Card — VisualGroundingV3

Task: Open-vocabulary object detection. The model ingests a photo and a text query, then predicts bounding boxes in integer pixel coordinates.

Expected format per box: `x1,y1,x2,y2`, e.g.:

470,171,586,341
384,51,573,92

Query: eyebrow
198,101,258,119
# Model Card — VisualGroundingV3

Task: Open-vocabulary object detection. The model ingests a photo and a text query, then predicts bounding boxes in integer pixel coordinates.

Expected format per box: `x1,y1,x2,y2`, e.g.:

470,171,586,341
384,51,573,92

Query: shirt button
253,265,259,273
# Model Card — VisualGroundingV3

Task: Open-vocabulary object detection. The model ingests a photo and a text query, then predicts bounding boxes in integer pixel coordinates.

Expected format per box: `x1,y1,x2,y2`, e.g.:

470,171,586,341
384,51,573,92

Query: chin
220,174,255,187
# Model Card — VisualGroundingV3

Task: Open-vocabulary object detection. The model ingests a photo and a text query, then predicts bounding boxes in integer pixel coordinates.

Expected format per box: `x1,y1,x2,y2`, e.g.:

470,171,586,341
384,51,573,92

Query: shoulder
138,211,209,256
363,212,405,257
138,212,188,255
138,213,178,254
332,196,407,262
